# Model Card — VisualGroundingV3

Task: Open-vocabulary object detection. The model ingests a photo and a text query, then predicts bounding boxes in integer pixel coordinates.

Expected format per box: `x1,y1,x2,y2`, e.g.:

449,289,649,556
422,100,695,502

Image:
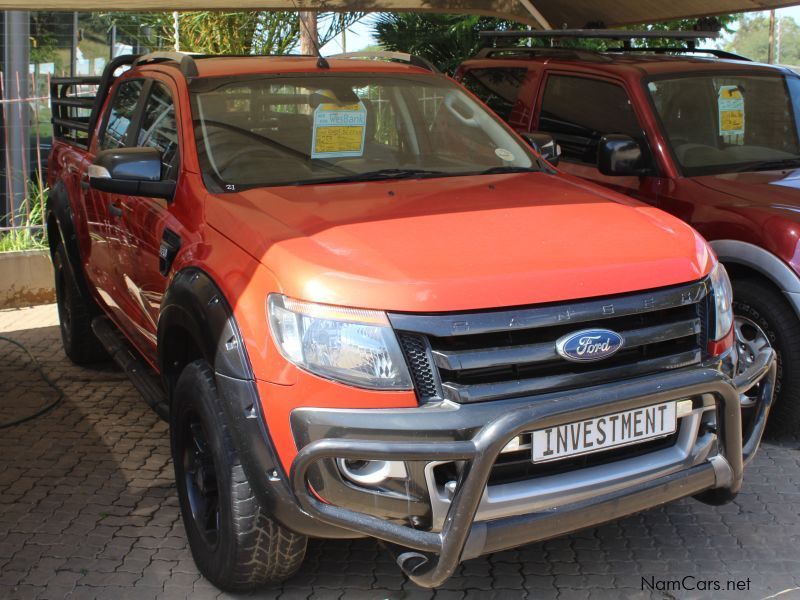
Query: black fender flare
158,267,252,384
46,180,95,305
159,267,355,539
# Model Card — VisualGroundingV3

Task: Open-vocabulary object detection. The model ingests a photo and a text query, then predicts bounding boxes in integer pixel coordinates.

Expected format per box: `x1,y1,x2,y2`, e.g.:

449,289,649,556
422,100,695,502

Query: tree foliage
94,11,362,55
373,14,523,74
373,14,737,73
724,13,800,64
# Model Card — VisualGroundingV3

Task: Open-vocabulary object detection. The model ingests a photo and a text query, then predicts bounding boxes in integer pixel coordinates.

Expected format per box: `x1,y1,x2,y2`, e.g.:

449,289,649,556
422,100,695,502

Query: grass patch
0,180,48,253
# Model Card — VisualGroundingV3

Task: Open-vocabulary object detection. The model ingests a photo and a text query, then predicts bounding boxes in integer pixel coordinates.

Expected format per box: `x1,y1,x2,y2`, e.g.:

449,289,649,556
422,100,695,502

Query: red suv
459,35,800,429
46,50,774,591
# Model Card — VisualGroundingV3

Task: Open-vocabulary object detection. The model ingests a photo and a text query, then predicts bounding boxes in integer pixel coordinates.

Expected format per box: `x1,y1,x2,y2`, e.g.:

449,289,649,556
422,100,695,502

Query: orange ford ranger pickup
46,51,776,591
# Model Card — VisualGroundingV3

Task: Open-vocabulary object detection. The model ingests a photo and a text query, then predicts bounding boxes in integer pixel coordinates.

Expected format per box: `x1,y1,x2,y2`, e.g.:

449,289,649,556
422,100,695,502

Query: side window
100,80,145,151
460,68,527,122
137,82,180,180
539,75,648,166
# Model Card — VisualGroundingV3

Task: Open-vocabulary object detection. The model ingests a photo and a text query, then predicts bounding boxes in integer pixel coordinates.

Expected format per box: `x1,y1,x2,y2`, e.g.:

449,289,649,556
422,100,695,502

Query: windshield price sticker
718,86,745,136
311,98,368,159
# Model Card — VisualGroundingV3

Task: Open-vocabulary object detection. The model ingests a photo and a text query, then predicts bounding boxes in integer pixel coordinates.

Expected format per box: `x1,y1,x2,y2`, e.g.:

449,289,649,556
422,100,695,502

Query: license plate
531,401,677,463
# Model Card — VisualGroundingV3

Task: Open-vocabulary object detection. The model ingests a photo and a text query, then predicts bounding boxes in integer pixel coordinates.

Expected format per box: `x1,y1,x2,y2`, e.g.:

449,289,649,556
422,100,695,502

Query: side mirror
598,134,648,176
89,147,175,201
522,132,561,166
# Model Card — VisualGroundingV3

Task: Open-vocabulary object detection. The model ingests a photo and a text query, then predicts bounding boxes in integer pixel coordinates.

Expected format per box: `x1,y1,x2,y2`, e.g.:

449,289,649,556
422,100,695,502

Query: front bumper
289,350,775,588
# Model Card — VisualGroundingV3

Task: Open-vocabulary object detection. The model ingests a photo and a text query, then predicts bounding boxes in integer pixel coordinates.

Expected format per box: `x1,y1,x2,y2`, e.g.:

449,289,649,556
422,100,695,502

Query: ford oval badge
556,329,624,362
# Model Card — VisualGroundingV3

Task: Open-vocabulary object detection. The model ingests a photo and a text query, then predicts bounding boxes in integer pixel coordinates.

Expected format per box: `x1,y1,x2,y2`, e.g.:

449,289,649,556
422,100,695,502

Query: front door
114,78,183,364
86,78,146,322
533,73,664,204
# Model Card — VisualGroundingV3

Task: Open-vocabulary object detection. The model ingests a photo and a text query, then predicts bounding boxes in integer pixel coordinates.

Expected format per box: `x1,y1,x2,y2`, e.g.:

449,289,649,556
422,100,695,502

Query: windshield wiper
480,166,540,175
295,168,449,185
733,157,800,172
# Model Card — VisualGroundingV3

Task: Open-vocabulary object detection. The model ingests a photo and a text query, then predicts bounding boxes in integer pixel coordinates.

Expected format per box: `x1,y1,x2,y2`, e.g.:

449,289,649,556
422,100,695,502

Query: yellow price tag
720,110,743,132
718,85,745,136
314,126,365,154
311,96,368,159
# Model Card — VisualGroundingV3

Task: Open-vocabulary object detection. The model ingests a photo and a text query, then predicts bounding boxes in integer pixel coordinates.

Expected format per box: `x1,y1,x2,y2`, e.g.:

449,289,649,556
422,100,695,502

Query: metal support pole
768,10,775,64
173,12,180,52
70,11,78,76
3,10,30,227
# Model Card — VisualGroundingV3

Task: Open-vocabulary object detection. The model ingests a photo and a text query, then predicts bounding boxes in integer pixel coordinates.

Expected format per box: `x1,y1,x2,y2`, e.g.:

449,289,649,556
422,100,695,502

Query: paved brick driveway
1,304,800,600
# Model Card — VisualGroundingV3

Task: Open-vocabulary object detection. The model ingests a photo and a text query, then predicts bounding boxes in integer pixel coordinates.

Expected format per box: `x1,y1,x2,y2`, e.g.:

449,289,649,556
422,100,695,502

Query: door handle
108,203,123,218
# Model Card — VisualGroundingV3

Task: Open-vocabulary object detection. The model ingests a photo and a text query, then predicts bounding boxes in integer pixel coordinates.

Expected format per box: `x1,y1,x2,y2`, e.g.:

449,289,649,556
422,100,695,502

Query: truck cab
46,51,774,592
458,36,800,430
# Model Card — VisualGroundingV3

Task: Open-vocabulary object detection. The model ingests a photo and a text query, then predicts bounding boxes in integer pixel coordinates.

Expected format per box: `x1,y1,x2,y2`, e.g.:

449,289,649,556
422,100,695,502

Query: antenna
294,8,329,69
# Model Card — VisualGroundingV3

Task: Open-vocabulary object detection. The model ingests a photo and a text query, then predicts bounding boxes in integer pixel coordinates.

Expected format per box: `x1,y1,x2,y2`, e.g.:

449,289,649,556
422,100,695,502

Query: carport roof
0,0,799,28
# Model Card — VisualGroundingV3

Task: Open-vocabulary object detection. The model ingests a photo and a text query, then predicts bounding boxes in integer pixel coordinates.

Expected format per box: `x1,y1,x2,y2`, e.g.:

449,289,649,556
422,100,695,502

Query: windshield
647,72,800,176
190,72,540,191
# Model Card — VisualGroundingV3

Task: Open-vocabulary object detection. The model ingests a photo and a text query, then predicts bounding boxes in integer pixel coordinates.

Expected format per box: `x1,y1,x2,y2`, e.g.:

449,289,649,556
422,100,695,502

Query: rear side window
460,68,527,122
539,75,647,165
100,80,144,151
137,82,180,179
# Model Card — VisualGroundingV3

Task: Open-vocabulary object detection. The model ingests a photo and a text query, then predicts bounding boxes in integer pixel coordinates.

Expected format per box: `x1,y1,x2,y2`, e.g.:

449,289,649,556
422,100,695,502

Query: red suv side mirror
598,135,648,177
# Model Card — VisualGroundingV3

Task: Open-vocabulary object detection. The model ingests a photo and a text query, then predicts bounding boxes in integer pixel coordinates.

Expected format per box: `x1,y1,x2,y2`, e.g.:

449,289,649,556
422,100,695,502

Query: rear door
532,72,662,203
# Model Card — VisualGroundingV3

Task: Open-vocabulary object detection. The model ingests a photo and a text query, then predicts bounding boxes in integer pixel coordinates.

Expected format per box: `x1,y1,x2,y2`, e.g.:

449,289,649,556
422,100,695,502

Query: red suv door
532,72,664,205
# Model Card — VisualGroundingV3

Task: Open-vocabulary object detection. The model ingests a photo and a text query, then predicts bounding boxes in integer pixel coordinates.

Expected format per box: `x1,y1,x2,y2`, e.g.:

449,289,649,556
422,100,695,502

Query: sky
320,14,379,53
320,7,800,54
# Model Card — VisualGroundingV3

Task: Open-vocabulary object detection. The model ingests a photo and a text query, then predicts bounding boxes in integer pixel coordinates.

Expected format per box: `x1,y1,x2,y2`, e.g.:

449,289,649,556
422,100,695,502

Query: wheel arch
710,239,800,321
158,267,253,397
46,180,93,301
159,267,354,539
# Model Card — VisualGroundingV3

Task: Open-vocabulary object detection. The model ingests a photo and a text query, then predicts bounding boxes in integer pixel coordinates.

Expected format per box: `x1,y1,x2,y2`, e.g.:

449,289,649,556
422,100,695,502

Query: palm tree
373,13,522,74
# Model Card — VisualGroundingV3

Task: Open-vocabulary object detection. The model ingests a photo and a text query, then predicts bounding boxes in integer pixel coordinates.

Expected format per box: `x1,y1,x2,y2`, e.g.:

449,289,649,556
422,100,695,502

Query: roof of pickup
461,48,794,78
137,55,435,79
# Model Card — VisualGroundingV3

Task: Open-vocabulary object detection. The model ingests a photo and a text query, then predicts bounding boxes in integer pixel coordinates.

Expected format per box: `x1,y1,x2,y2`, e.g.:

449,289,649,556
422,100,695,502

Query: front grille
391,279,710,404
430,431,680,489
398,333,439,399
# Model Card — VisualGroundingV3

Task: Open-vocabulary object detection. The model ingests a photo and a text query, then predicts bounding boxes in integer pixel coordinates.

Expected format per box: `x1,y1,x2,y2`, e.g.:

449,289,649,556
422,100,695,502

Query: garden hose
0,335,64,429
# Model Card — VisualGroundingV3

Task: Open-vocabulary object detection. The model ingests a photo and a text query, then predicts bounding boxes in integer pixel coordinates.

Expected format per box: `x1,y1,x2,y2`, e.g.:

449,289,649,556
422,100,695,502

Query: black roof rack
328,51,440,73
604,46,750,61
479,29,720,43
475,45,750,63
134,51,200,77
476,28,749,63
475,47,613,62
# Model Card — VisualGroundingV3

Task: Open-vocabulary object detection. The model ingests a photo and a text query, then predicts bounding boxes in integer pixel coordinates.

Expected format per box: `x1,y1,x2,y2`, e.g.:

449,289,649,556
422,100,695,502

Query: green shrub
0,179,48,253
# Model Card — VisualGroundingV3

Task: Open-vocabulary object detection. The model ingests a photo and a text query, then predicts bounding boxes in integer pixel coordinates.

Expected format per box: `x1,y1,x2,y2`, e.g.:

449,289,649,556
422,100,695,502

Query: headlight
709,262,734,341
267,294,413,390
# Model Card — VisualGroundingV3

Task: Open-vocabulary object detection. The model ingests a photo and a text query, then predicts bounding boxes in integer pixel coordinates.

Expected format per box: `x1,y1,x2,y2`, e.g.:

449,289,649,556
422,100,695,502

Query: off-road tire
172,360,307,592
733,278,800,432
53,243,107,365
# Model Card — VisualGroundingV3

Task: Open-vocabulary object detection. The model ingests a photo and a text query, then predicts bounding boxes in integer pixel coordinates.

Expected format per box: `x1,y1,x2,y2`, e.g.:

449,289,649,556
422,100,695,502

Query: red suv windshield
648,71,800,176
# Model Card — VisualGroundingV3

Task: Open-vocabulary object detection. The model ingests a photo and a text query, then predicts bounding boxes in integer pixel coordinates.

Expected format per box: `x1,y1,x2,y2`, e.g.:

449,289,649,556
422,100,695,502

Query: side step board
91,317,170,421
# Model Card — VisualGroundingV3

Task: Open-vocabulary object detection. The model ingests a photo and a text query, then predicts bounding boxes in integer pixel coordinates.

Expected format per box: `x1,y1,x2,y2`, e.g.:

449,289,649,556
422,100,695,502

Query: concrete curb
0,249,55,309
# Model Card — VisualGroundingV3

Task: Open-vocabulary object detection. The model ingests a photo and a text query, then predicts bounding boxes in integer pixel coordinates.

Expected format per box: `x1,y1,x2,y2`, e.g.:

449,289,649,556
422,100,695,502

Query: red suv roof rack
477,29,749,62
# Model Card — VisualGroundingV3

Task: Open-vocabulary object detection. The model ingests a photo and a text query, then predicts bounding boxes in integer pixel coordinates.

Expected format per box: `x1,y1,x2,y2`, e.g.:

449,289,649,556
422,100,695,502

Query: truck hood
694,169,800,215
208,173,712,312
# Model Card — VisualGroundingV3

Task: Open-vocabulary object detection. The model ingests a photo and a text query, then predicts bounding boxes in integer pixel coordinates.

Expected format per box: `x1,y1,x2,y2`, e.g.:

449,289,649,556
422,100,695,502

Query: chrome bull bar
290,350,776,589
